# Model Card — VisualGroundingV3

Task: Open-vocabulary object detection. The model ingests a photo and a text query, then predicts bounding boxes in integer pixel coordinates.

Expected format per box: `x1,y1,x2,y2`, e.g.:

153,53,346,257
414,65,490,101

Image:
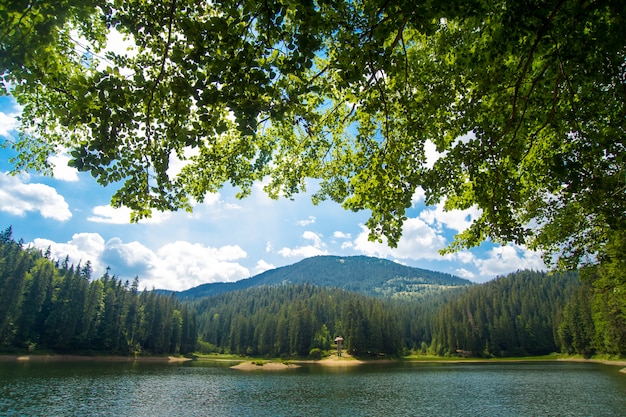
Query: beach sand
0,354,192,363
230,361,300,371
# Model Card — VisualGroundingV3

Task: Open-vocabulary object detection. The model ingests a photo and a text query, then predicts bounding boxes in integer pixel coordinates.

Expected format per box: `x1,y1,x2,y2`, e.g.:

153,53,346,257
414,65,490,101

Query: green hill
175,255,472,299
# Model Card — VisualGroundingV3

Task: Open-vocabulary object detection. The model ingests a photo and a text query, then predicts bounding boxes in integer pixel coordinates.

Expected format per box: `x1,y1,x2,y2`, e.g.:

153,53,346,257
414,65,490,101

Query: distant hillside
191,269,580,358
174,255,472,299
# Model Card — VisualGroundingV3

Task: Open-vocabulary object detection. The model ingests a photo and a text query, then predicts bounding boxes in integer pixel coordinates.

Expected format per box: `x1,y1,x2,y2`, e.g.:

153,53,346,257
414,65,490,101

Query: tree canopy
2,0,624,269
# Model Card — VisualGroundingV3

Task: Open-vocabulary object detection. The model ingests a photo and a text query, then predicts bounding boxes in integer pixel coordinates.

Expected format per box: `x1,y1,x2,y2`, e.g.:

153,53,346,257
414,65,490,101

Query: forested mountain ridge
192,270,581,358
429,270,580,356
175,255,472,299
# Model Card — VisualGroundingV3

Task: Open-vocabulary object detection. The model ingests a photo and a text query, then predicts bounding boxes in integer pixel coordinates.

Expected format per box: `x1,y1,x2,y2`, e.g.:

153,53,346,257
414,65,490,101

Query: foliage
558,231,626,356
2,1,624,271
0,227,197,355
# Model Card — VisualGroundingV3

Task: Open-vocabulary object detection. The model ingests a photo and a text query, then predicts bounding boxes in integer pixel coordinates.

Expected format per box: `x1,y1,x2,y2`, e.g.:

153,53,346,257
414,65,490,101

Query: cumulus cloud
420,202,481,233
88,205,171,224
453,250,475,264
255,259,275,274
473,245,545,282
424,140,445,169
411,187,426,205
166,146,199,179
0,110,19,137
333,231,352,239
143,241,250,290
30,233,251,291
278,231,329,258
0,173,72,221
340,241,353,249
33,233,106,273
455,268,475,280
101,238,157,277
354,217,447,260
49,153,79,182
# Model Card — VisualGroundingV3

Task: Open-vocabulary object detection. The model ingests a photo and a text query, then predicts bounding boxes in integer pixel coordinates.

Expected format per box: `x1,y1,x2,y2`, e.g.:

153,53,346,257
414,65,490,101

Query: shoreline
1,354,623,373
0,354,192,363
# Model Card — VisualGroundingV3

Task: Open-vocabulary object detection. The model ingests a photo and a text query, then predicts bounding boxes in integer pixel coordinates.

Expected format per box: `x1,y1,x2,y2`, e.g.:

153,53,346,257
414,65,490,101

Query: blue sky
0,93,546,291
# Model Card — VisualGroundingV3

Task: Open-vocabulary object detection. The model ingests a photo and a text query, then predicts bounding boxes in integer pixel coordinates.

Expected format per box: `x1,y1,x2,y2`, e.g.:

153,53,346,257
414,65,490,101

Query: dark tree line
191,271,583,358
3,226,623,359
0,227,197,355
192,284,401,357
422,270,580,357
557,241,626,357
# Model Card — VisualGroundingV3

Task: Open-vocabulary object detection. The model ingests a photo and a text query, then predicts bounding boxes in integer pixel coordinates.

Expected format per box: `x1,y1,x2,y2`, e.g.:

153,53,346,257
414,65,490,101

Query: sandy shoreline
303,356,365,367
0,354,192,363
1,354,623,373
231,361,301,371
230,353,365,371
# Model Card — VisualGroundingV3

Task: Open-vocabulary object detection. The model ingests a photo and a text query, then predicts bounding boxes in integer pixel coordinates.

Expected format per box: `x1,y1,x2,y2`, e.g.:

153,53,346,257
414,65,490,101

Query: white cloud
33,233,106,273
453,250,475,264
424,140,445,169
278,245,328,258
303,230,323,246
278,231,329,258
49,153,79,182
0,110,19,137
411,187,426,205
333,231,352,239
455,268,475,280
224,202,243,210
88,205,171,224
354,217,447,260
102,238,157,277
197,192,221,207
146,241,249,290
0,173,72,221
296,216,316,226
424,133,475,169
166,146,199,179
420,202,481,233
255,259,275,274
341,241,353,250
31,233,251,291
474,244,545,281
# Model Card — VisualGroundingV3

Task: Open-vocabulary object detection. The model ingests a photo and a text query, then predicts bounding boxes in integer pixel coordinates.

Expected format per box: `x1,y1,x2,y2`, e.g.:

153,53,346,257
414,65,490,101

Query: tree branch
508,0,566,133
145,0,178,144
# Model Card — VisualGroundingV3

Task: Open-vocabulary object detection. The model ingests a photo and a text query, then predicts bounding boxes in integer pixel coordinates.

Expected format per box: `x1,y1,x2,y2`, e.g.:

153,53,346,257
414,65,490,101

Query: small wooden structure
335,336,344,357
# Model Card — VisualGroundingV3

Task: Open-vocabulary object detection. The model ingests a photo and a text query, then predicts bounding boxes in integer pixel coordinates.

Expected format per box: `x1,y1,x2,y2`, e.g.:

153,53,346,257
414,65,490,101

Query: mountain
172,255,473,299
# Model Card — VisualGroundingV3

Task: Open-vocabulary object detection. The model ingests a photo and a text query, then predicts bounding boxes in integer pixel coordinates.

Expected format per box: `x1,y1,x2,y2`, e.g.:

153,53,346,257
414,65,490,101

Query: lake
1,360,625,416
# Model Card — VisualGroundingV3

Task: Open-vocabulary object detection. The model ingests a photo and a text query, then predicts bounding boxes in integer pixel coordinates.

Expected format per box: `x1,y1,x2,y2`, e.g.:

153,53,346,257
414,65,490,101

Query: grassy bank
1,352,624,374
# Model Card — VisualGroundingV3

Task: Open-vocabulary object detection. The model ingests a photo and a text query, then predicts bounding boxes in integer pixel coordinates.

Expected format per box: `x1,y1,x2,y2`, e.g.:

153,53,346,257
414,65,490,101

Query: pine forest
0,227,624,359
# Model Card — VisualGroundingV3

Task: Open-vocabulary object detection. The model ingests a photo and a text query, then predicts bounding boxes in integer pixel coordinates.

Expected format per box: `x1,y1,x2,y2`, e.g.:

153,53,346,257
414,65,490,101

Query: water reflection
1,361,625,416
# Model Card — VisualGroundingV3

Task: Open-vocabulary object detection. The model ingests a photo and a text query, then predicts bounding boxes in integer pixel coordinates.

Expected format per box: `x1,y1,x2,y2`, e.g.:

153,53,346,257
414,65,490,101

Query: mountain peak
176,255,472,300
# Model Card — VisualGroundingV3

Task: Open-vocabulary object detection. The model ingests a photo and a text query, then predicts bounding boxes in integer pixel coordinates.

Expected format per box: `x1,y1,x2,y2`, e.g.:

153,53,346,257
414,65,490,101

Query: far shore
1,353,624,373
0,354,192,363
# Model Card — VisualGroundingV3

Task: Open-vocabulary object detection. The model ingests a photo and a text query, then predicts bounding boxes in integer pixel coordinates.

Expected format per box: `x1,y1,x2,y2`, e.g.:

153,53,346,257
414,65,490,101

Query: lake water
1,360,625,416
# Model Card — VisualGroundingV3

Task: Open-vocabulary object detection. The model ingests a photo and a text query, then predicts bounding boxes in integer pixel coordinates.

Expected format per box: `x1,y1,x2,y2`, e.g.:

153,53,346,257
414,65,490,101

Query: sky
0,94,547,291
